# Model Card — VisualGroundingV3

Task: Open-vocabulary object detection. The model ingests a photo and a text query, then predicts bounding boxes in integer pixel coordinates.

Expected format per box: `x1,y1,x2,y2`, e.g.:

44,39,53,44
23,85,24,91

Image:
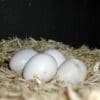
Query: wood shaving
0,37,100,100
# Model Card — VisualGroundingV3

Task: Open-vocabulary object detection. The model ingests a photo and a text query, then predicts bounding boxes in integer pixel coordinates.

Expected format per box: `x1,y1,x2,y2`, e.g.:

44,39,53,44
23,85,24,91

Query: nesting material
0,37,100,100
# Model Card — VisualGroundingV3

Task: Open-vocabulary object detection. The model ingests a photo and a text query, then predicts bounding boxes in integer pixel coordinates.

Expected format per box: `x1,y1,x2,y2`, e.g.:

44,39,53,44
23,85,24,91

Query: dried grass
0,37,100,100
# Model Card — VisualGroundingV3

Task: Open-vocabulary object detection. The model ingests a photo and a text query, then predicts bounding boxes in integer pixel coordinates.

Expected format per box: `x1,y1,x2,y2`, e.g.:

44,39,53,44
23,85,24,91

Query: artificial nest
0,37,100,100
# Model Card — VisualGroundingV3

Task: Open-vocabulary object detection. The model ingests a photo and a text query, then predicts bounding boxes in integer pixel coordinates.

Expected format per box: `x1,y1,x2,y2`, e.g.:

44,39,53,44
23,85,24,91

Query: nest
0,37,100,100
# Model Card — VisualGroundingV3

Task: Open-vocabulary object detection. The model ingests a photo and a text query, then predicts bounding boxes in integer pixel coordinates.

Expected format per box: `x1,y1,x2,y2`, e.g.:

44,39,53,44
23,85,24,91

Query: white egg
56,59,87,84
23,53,57,82
9,48,38,73
44,48,66,68
69,59,87,81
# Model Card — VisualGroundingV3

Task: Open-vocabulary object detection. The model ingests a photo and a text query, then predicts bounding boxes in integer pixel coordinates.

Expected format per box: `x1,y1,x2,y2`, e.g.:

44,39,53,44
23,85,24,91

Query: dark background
0,0,99,48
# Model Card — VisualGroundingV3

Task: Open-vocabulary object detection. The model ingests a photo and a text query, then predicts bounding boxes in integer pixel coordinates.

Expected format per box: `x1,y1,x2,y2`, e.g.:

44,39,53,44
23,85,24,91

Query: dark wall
0,0,98,48
0,0,56,32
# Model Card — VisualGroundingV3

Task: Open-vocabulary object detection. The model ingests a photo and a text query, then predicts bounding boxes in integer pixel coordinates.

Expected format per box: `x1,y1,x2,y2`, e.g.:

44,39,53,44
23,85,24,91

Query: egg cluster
9,48,87,84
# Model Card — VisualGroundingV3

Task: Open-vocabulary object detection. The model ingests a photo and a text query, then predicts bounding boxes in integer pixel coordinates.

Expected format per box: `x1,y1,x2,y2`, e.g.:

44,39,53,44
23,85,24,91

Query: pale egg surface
44,48,66,68
69,59,87,81
9,48,38,73
23,53,57,82
57,60,84,84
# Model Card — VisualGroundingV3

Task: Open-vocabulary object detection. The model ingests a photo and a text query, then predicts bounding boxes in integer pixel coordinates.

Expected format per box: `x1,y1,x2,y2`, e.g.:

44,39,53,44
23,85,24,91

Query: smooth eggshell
23,53,57,82
56,59,86,84
9,48,38,73
44,48,66,68
69,58,87,81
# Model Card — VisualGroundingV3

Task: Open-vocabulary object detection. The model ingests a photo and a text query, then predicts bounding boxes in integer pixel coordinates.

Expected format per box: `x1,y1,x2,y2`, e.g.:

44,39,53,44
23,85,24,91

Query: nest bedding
0,37,100,100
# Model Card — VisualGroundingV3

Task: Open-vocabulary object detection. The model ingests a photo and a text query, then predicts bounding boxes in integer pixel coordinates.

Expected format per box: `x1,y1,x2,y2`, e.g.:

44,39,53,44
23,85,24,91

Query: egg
9,48,38,73
56,59,87,84
44,48,66,68
69,58,87,81
23,53,57,82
